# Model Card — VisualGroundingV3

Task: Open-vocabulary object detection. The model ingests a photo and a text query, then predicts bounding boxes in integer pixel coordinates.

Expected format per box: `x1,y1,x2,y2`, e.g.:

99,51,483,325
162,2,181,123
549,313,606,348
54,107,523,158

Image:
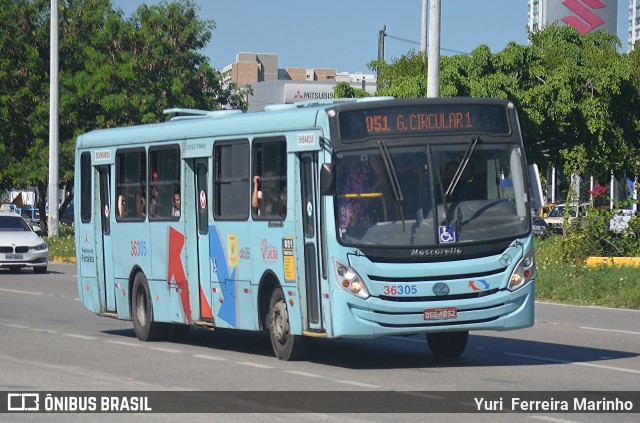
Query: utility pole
378,25,386,63
48,0,60,236
426,0,441,98
420,0,428,54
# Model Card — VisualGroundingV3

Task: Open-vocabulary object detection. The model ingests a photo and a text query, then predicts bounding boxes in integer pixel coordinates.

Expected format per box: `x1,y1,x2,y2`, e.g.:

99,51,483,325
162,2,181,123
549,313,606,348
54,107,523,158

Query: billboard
545,0,618,35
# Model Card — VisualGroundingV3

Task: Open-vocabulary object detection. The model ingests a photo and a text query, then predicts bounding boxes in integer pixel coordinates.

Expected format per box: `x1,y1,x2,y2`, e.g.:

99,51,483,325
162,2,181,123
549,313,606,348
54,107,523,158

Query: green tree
369,50,427,98
0,0,247,233
333,81,370,99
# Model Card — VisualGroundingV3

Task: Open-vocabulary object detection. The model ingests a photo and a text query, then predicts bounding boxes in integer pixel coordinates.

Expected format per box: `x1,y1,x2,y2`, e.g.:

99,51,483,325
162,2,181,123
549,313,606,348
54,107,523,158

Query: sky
112,0,631,73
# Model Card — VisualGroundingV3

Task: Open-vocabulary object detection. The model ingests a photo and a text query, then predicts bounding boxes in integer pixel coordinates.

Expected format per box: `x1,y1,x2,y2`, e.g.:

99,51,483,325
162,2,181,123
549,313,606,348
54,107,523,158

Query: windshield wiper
445,136,481,198
377,140,405,231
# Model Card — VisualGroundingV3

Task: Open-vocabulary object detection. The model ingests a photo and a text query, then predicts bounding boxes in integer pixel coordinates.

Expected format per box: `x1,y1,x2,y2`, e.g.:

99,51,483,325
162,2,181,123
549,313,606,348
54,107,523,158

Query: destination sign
339,104,510,141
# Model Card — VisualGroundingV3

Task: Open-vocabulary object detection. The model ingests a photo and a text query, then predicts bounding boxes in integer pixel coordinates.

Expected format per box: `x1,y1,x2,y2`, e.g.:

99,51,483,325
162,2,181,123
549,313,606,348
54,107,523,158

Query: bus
74,97,535,360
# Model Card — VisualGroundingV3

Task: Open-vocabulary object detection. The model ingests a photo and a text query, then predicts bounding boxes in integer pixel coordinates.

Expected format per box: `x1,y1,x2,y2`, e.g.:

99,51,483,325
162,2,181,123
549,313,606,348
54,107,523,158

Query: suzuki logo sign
561,0,605,34
547,0,617,36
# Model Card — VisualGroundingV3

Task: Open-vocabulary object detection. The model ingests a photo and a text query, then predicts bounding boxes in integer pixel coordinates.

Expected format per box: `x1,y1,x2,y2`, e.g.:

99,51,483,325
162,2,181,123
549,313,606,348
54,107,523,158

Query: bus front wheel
132,272,168,341
268,287,304,361
426,331,469,358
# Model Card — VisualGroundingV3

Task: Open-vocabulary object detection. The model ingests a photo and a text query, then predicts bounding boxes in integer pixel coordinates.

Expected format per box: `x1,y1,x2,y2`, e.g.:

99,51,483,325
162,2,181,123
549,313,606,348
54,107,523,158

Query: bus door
193,159,213,322
299,153,324,332
97,165,116,312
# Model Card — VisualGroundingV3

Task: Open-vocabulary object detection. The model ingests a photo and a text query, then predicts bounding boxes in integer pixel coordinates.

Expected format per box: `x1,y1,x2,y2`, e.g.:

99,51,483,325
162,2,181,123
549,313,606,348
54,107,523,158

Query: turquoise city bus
74,97,535,360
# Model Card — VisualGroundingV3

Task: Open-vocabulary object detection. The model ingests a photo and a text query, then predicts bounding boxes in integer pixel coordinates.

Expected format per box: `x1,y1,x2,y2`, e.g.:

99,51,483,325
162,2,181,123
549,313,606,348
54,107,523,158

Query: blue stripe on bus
209,226,237,327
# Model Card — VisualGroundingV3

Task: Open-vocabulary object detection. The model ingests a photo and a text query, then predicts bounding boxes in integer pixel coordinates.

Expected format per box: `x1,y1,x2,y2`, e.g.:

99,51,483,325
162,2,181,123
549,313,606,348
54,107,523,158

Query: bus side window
116,149,146,222
149,146,181,220
213,140,250,220
252,138,287,220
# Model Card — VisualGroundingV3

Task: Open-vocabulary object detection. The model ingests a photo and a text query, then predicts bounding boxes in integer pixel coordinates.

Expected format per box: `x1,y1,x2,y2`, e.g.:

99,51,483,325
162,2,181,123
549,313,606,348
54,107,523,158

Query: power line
384,32,470,56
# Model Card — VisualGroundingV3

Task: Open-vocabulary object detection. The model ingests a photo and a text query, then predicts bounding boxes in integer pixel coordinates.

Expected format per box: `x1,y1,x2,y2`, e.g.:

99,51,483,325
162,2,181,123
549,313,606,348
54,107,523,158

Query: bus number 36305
383,285,418,295
130,241,147,257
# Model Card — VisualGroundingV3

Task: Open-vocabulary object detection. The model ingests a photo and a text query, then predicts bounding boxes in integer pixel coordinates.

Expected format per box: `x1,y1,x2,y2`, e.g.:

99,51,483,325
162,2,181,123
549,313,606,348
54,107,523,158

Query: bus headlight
508,252,535,291
333,258,370,299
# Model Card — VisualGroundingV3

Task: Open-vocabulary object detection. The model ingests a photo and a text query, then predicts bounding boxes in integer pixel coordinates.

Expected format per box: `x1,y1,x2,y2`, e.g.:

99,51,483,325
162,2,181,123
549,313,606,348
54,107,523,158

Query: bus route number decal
383,285,417,296
130,241,147,257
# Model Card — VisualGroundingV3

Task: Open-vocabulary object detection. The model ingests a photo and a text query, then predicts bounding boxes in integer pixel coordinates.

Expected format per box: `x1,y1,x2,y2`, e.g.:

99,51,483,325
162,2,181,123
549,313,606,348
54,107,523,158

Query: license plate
424,307,457,320
5,254,23,260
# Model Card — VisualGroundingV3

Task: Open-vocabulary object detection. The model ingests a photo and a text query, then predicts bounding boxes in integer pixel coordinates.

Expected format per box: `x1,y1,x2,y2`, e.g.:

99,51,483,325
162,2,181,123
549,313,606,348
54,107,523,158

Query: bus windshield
335,141,529,247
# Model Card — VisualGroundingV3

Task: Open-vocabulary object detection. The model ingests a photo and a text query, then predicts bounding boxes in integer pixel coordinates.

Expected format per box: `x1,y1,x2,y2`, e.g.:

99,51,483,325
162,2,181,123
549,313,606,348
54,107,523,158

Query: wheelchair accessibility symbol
438,226,456,243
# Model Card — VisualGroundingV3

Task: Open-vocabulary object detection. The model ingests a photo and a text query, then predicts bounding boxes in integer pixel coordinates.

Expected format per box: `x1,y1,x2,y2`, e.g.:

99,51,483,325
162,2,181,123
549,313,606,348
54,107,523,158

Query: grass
44,229,639,309
535,235,640,309
44,224,76,261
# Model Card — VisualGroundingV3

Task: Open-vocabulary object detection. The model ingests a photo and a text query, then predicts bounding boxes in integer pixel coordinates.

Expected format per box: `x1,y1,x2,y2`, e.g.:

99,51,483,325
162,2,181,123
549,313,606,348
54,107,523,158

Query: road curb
51,256,77,264
585,256,640,267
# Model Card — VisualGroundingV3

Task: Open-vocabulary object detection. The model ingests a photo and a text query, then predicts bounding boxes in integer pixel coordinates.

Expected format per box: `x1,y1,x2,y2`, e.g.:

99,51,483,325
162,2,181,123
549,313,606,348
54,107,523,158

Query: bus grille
380,289,499,302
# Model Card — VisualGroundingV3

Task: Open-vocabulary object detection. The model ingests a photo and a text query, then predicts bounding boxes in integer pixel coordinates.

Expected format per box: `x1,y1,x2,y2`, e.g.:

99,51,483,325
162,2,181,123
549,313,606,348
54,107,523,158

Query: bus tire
426,331,469,358
268,287,304,361
132,272,169,342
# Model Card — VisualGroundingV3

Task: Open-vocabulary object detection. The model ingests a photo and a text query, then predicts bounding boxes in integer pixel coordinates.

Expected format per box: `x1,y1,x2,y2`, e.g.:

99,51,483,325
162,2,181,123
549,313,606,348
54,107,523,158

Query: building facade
221,52,377,112
630,0,640,49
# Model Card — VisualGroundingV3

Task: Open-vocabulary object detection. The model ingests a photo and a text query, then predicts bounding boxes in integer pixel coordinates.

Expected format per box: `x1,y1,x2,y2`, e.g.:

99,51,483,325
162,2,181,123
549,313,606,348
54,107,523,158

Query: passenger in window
138,189,147,219
279,185,287,217
253,174,281,217
117,192,126,218
171,192,181,217
149,186,159,218
338,155,383,228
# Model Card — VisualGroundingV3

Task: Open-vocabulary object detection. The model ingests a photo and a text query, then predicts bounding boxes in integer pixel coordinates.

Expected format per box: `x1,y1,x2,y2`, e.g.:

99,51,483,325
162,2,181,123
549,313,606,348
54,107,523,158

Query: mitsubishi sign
546,0,617,35
285,84,334,103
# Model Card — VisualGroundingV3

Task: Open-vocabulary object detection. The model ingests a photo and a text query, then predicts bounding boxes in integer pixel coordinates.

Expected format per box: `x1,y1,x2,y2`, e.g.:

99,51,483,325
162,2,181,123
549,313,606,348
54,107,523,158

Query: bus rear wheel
426,331,469,358
268,288,304,361
132,272,169,341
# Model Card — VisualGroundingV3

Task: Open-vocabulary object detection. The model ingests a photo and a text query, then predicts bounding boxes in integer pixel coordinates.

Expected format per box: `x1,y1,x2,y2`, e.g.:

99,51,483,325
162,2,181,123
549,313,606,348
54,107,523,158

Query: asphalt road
0,263,638,423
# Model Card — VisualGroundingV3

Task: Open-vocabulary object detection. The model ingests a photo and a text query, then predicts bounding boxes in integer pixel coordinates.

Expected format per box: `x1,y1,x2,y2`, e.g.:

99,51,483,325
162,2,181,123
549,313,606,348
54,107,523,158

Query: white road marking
285,371,324,378
151,347,182,354
28,328,58,334
193,354,226,361
235,361,273,369
580,326,640,336
335,380,381,389
4,324,31,329
103,340,142,347
63,333,97,340
505,352,640,375
0,288,42,295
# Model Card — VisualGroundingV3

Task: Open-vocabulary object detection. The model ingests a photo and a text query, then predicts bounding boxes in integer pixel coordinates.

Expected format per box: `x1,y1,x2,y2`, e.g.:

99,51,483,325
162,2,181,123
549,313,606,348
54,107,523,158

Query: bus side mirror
320,163,334,196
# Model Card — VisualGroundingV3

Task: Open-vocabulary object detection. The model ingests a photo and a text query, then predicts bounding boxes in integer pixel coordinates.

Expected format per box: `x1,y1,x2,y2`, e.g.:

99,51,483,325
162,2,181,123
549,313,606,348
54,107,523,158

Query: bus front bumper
329,280,534,338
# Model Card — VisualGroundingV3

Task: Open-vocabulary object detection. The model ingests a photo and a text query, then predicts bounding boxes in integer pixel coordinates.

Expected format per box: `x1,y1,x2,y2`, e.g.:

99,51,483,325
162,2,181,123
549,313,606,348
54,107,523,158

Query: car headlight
508,251,535,291
333,258,370,299
33,243,48,251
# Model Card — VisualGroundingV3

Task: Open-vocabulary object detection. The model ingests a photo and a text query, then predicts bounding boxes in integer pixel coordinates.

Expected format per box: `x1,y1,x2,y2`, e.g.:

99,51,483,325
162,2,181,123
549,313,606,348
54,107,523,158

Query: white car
610,209,634,233
0,212,48,273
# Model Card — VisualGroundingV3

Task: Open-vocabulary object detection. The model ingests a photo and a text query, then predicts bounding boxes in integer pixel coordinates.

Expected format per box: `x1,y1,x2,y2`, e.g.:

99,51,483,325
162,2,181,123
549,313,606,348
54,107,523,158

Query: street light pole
420,0,428,54
48,0,60,236
426,0,441,98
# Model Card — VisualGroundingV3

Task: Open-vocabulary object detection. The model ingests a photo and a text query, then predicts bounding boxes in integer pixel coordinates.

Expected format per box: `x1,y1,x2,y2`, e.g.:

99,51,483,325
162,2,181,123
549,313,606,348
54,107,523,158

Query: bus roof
76,97,514,149
76,97,395,149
